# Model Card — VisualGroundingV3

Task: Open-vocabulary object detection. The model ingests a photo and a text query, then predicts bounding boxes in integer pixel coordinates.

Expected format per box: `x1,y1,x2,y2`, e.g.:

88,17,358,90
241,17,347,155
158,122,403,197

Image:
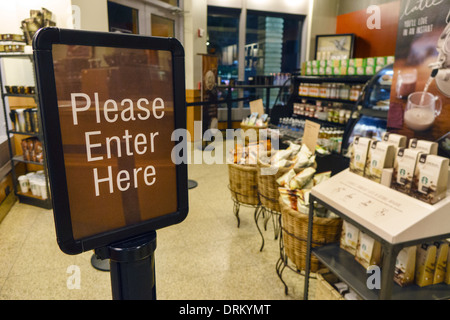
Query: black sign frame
33,27,188,255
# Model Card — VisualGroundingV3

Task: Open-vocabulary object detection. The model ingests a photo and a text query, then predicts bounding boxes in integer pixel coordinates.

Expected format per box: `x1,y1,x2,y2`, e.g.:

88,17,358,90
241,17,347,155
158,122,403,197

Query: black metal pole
96,231,157,300
303,194,315,300
227,85,232,129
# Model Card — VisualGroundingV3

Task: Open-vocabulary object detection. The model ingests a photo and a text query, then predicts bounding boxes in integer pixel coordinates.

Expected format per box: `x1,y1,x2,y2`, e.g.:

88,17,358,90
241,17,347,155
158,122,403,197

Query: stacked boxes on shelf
305,56,395,76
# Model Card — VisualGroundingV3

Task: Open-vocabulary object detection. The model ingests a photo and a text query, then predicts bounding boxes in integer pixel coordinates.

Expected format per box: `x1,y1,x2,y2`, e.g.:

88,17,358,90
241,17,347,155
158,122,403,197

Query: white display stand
311,169,450,244
303,169,450,300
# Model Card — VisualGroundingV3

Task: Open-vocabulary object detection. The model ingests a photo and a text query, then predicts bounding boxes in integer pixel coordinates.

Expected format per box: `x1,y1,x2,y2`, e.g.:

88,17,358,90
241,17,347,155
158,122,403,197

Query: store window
151,14,174,37
107,0,183,41
207,6,240,85
107,1,139,34
245,11,304,83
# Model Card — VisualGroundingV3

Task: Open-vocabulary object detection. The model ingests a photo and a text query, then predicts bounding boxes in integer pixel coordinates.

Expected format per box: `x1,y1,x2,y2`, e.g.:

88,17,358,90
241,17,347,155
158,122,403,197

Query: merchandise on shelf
410,154,449,205
409,138,438,155
433,241,449,285
293,100,352,124
340,221,360,256
21,137,43,163
349,136,372,176
3,85,35,94
415,243,437,287
391,148,423,194
355,232,382,269
21,8,56,45
241,112,269,127
394,246,417,287
364,141,396,184
305,56,395,76
339,222,450,288
17,170,48,199
298,82,362,102
10,108,39,133
349,134,449,205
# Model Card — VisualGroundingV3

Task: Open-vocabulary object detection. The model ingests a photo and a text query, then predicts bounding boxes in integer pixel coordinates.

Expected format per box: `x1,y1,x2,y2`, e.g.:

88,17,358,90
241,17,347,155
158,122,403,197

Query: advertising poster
388,1,450,157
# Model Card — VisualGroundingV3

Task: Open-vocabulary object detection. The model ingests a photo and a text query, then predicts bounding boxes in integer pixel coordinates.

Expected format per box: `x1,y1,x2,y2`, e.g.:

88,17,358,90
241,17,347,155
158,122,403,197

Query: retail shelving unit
303,169,450,300
291,75,372,125
0,52,52,209
272,75,371,146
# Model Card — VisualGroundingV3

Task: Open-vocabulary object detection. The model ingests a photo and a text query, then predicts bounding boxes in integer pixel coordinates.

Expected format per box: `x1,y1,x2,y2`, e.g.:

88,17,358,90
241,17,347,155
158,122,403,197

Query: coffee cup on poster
396,69,417,99
404,92,442,132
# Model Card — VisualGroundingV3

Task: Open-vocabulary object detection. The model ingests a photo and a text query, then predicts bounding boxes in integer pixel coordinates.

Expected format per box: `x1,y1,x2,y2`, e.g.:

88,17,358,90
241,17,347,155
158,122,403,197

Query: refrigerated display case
342,64,394,152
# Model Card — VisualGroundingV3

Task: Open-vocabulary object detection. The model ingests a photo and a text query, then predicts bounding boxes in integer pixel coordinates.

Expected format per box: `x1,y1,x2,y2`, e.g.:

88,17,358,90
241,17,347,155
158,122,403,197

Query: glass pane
107,1,139,34
151,14,174,37
207,6,240,85
246,11,303,82
158,0,178,6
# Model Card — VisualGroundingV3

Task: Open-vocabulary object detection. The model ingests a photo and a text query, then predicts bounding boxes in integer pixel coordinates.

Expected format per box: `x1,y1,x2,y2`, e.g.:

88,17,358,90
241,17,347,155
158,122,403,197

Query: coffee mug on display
396,69,417,99
404,92,442,131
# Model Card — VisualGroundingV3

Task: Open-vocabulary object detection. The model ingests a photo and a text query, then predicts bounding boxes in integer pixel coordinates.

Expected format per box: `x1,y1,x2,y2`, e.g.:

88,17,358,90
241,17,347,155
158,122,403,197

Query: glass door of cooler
342,64,394,152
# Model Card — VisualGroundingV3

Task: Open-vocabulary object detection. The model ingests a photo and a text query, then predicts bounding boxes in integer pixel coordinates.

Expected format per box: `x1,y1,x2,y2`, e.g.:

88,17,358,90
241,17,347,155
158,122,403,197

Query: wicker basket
240,123,268,144
257,158,292,212
228,163,259,206
280,199,342,273
315,269,345,300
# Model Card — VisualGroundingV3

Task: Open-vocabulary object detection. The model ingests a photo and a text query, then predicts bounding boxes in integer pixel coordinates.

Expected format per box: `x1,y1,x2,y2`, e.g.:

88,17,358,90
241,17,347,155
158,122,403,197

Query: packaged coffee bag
340,221,359,256
355,232,382,269
408,139,438,155
349,137,372,176
391,148,423,194
415,243,437,287
394,246,416,287
433,241,448,284
364,141,395,183
411,154,449,204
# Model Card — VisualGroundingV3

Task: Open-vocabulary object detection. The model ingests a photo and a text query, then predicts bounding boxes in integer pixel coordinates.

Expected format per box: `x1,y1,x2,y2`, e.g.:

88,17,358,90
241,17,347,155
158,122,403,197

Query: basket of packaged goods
277,168,342,273
240,113,269,144
227,143,263,206
257,142,316,212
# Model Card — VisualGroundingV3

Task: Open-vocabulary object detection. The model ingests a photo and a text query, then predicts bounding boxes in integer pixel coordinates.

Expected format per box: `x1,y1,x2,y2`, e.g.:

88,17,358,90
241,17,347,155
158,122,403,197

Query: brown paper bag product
349,137,372,176
382,132,407,148
355,232,382,269
408,139,438,155
340,221,360,256
364,141,396,183
415,243,437,287
390,148,423,194
411,154,449,204
433,241,449,284
394,246,416,287
445,240,450,285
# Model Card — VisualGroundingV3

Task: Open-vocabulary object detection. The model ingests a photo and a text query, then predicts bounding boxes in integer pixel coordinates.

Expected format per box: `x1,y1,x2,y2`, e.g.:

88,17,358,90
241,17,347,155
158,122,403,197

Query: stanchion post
95,231,157,300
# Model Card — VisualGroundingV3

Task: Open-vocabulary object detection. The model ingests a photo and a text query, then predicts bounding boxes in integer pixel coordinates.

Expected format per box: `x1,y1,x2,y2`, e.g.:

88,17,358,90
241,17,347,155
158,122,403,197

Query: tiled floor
0,142,316,300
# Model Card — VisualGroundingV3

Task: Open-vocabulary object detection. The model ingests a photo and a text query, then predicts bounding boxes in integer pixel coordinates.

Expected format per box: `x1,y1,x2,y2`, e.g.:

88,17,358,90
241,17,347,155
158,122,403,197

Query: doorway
108,0,183,42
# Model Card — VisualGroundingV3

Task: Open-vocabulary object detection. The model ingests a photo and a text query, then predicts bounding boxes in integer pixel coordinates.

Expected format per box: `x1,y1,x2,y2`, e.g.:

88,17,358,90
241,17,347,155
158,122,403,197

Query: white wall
0,0,74,140
71,0,108,32
308,0,339,60
184,0,208,90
